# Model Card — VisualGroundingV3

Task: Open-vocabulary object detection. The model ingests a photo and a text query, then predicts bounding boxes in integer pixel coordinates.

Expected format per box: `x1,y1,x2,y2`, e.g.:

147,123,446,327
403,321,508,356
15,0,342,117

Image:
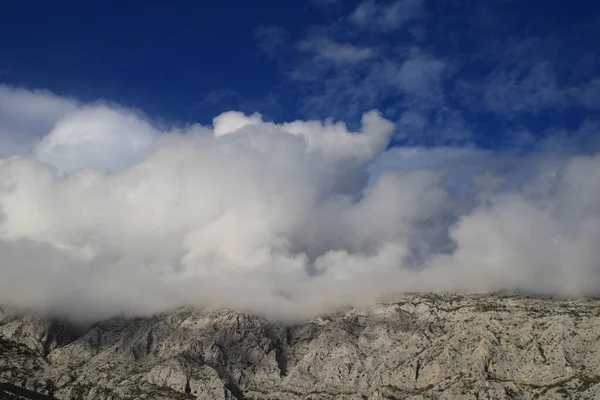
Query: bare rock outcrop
2,294,600,399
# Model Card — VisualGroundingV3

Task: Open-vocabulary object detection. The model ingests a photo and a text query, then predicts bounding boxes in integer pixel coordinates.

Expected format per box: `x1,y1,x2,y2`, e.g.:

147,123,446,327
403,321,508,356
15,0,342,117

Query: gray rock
2,294,600,399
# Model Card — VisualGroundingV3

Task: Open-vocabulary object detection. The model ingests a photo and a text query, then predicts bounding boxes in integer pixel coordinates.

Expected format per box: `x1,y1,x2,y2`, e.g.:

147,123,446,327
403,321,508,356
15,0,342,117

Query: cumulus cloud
0,85,78,157
0,86,599,322
34,105,159,174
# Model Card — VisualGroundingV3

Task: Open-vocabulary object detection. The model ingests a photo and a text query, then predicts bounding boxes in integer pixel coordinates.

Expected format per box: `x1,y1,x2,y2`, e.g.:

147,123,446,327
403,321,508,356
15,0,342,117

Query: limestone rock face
2,294,600,399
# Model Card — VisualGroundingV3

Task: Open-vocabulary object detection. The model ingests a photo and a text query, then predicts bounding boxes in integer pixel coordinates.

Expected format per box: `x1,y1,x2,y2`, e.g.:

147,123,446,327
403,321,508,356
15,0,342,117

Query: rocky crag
2,294,600,400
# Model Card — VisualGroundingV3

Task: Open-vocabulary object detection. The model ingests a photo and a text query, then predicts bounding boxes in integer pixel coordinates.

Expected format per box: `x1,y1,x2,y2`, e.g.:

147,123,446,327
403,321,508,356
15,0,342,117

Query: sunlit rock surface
2,294,600,399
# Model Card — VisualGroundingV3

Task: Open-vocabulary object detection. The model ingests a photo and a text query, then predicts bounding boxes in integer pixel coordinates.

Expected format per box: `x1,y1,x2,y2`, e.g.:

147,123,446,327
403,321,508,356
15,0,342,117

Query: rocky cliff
1,294,600,400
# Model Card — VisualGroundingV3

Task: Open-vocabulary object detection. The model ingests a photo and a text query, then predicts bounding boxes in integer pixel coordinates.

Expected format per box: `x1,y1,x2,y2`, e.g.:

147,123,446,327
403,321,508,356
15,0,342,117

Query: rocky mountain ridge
1,294,600,399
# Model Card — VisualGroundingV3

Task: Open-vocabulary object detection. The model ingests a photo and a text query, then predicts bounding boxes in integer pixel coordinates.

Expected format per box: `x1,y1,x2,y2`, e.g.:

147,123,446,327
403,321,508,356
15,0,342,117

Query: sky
0,1,599,321
1,0,599,148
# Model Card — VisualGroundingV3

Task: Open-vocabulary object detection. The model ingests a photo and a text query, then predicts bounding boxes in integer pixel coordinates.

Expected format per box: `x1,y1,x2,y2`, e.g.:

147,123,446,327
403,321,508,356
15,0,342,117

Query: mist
0,85,599,322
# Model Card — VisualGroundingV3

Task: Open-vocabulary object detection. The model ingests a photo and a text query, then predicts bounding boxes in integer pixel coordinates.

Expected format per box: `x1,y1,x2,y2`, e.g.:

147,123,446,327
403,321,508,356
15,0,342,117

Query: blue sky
1,0,599,151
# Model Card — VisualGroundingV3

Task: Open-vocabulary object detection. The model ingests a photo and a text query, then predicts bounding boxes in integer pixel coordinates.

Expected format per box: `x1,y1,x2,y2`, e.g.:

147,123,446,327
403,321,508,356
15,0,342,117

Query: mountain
1,294,600,399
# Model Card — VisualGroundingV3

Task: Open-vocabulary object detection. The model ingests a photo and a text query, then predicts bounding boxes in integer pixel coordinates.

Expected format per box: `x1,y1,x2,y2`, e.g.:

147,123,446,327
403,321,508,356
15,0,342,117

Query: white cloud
350,0,424,32
569,78,600,110
297,38,374,64
482,62,564,114
0,86,599,322
254,25,288,56
289,43,452,131
34,105,159,174
213,111,264,136
0,85,78,157
373,50,445,100
396,55,445,98
432,155,600,296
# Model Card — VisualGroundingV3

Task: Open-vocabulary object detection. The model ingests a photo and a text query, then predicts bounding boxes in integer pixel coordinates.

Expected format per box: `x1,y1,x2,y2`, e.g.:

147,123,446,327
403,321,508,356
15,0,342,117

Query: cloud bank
0,86,599,322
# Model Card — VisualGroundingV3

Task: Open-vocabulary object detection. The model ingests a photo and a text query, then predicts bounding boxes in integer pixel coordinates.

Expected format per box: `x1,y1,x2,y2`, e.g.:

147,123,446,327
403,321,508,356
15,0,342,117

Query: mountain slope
1,294,600,399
